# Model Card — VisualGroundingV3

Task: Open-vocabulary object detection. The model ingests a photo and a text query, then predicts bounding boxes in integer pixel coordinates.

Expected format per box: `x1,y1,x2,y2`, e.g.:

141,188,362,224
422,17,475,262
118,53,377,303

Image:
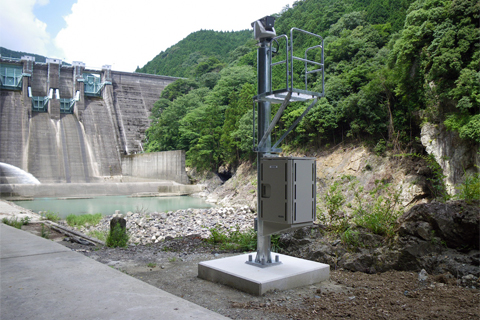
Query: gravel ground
23,223,480,320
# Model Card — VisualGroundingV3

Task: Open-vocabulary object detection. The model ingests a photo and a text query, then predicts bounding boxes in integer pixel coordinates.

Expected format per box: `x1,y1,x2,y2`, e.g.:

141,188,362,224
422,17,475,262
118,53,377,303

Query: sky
0,0,295,72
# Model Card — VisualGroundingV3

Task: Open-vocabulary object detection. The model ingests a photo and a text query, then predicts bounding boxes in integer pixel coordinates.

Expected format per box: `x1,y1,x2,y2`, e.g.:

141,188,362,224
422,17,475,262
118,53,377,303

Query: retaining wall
0,182,203,198
121,151,189,184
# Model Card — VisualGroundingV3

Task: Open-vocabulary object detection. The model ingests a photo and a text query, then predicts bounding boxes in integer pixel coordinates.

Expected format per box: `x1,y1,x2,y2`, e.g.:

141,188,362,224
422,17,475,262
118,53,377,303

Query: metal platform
255,88,321,103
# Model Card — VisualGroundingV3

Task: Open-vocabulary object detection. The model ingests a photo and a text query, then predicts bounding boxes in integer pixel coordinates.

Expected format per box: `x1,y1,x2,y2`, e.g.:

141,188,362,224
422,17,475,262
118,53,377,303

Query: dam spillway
0,55,190,192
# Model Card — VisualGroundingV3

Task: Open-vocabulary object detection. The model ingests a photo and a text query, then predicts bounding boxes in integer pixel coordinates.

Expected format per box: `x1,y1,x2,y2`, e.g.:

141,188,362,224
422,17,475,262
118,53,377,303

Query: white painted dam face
0,162,41,184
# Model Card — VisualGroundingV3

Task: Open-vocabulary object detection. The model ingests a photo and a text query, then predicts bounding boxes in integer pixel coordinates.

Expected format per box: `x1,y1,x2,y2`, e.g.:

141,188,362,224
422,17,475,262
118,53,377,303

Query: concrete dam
0,56,195,197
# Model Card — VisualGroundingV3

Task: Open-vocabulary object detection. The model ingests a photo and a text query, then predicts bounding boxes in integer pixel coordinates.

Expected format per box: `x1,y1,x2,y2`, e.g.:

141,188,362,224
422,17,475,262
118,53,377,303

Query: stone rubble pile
80,206,255,245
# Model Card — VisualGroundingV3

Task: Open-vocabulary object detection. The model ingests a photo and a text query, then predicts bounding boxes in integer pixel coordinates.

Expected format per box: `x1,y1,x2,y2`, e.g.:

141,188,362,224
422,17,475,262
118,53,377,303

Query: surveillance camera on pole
198,17,328,296
249,16,325,268
251,16,276,40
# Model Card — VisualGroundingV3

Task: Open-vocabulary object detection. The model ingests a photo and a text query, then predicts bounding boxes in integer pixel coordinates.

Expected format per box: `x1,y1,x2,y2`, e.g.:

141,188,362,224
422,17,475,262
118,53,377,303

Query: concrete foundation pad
198,253,330,295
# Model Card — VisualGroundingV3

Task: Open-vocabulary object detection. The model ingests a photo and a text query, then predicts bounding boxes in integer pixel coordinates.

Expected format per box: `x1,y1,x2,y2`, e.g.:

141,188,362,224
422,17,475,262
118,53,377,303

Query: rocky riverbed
71,206,255,245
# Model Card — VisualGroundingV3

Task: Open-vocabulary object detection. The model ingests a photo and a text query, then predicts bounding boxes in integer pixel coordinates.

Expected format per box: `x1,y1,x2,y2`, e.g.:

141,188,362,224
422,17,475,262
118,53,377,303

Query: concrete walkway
0,223,229,320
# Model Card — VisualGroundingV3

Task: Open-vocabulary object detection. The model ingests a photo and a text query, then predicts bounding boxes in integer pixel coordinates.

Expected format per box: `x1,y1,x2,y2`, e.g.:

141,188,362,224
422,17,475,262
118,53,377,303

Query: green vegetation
206,224,257,251
0,46,48,63
351,181,404,238
40,223,50,239
401,153,450,201
40,211,60,223
323,181,347,232
87,230,107,242
106,224,129,248
136,30,253,77
147,262,157,268
456,171,480,204
341,227,360,247
318,176,404,247
1,216,30,229
66,213,103,228
140,0,478,174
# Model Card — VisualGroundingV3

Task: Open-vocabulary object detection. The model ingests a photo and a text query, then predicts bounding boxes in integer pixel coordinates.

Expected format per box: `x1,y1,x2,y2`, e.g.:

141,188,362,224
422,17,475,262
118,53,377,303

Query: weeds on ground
41,223,50,239
318,175,403,247
147,262,157,268
2,216,30,229
207,224,257,251
66,213,103,228
341,227,360,247
106,223,129,248
351,180,403,238
271,234,283,252
40,211,60,223
87,230,107,242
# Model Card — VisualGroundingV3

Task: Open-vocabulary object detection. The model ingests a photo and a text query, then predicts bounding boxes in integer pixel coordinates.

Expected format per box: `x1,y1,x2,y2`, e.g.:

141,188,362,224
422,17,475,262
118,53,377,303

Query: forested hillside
142,0,479,172
135,30,253,77
0,47,48,63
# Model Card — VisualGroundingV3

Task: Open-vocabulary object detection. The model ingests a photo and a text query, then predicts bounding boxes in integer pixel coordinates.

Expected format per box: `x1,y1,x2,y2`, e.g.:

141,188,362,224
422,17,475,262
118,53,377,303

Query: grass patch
341,227,360,247
66,213,103,228
87,230,107,242
1,216,31,229
40,211,60,223
147,262,157,268
206,224,257,251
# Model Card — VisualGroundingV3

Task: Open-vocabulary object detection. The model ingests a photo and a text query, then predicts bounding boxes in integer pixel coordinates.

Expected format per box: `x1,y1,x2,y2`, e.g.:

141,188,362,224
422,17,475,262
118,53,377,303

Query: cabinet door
260,159,288,224
292,160,316,224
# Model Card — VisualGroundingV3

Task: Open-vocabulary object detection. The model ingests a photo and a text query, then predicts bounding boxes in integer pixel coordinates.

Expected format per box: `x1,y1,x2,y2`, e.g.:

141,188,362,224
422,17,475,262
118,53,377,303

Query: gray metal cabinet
260,157,316,227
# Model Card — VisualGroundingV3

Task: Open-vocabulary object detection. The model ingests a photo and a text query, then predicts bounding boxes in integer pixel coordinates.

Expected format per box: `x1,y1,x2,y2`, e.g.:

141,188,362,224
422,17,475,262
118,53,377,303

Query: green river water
14,195,213,218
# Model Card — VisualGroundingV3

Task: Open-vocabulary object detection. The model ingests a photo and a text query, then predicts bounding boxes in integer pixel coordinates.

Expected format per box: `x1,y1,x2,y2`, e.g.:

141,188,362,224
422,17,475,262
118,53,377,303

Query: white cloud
55,0,294,72
0,0,63,58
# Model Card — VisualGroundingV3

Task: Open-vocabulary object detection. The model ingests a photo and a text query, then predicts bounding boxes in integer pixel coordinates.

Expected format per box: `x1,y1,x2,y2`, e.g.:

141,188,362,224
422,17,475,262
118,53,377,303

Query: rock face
279,200,479,279
421,123,479,195
398,200,480,250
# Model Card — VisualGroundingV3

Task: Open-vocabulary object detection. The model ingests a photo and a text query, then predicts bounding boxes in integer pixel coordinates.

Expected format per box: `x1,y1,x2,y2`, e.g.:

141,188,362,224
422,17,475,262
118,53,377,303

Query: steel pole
255,39,272,264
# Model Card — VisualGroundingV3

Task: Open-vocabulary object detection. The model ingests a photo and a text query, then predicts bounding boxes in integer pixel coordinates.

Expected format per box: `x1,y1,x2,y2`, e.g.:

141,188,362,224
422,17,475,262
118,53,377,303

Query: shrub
374,139,386,155
456,171,480,204
41,223,50,239
323,181,347,232
106,223,129,248
352,181,403,238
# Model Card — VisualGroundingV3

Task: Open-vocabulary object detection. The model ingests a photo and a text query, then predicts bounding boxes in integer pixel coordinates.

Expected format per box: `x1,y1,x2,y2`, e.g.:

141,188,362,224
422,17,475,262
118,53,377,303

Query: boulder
398,200,479,250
